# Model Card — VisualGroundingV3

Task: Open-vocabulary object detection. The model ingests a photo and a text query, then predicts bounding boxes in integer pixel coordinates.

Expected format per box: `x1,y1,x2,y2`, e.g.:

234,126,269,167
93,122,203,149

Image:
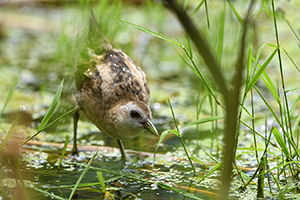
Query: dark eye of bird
130,110,140,118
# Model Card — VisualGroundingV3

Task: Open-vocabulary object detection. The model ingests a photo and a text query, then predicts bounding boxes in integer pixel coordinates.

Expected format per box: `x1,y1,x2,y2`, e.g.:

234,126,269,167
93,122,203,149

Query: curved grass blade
153,129,173,161
17,80,72,148
38,79,64,132
182,116,224,128
68,149,99,200
158,182,204,200
99,13,182,47
190,156,208,167
96,171,106,193
33,188,65,200
196,162,222,184
57,135,69,174
245,48,277,94
168,99,196,173
0,115,19,152
183,0,190,10
0,67,22,119
227,0,243,24
272,127,289,158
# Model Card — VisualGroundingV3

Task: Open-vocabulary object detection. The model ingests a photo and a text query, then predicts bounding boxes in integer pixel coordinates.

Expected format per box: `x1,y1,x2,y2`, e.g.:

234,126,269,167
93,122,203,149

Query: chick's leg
72,107,80,155
117,140,127,161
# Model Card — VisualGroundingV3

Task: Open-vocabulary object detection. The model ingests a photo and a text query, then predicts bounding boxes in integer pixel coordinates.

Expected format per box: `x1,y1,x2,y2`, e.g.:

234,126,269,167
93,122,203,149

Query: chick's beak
141,120,158,136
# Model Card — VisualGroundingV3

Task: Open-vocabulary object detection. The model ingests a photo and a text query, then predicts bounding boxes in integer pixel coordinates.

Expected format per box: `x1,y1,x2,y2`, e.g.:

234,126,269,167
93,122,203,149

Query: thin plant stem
168,99,196,174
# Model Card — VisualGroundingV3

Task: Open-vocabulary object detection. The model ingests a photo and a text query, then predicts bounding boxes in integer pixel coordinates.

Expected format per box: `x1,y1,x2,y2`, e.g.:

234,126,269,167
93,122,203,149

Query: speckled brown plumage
72,10,157,159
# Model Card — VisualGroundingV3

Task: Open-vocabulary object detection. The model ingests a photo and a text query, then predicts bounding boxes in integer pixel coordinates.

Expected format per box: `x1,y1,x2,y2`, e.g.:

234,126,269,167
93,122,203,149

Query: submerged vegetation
1,0,300,199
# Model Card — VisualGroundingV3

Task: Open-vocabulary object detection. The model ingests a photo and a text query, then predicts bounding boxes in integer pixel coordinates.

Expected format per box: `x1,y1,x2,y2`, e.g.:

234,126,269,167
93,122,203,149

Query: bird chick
72,10,158,160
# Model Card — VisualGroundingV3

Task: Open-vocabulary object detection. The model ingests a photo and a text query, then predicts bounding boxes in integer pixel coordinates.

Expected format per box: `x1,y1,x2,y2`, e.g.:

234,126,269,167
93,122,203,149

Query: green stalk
168,99,196,174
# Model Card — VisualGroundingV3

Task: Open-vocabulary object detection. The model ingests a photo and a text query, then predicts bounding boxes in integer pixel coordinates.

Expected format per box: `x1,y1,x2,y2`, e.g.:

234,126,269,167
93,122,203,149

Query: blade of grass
204,0,210,28
57,135,69,174
0,67,22,119
182,116,224,128
65,161,202,200
290,94,300,116
272,127,289,158
217,7,225,65
153,129,173,162
254,86,283,130
183,0,189,10
291,114,300,138
282,47,300,73
227,0,243,24
245,48,277,94
38,79,64,133
272,0,294,160
202,149,219,163
68,149,99,200
281,12,300,43
197,162,222,184
0,115,19,152
192,0,205,14
96,171,106,193
18,81,78,149
168,99,196,173
190,156,208,167
157,182,204,200
33,187,65,200
98,13,182,47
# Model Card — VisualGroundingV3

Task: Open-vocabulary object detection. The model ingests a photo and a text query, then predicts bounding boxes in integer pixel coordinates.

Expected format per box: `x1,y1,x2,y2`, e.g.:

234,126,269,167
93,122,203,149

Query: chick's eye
130,110,139,118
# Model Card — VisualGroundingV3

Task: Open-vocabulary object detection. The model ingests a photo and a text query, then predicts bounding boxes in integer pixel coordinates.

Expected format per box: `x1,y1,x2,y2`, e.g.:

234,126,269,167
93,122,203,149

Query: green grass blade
254,44,267,66
168,99,196,173
204,0,210,28
182,116,224,128
157,182,203,200
246,44,252,83
169,129,181,137
33,187,65,200
0,115,19,152
68,149,99,200
38,79,64,132
192,0,205,14
246,48,277,94
99,13,182,47
272,127,289,158
289,94,300,115
0,67,22,119
57,135,69,173
153,129,173,161
281,12,300,43
183,0,189,10
227,0,243,24
292,114,300,134
197,162,222,184
18,107,77,148
260,67,281,103
282,47,300,73
96,171,106,193
190,156,208,167
202,149,219,163
217,8,225,65
168,99,180,132
254,86,283,131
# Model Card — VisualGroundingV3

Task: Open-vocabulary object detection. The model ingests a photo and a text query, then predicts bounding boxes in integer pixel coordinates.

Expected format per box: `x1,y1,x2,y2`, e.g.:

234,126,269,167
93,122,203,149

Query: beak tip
143,120,159,136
